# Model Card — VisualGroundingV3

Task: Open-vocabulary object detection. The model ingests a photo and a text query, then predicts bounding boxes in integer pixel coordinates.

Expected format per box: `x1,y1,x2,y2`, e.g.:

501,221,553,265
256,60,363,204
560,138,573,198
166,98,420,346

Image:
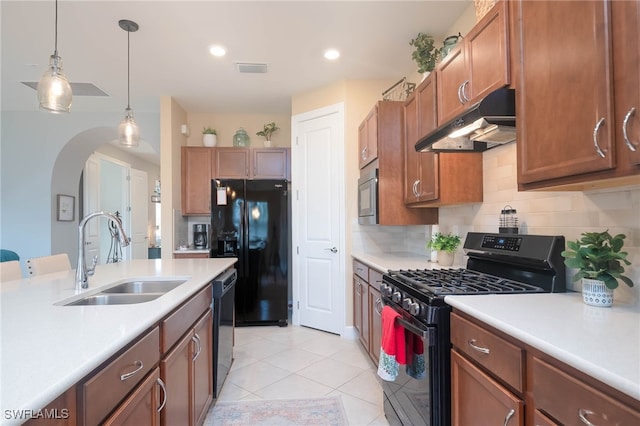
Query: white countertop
173,248,210,254
0,258,236,424
351,251,465,272
445,293,640,401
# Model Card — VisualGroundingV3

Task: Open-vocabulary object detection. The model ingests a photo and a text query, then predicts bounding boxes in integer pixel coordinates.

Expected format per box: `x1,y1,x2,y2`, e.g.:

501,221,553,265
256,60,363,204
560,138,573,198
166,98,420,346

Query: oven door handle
395,315,435,345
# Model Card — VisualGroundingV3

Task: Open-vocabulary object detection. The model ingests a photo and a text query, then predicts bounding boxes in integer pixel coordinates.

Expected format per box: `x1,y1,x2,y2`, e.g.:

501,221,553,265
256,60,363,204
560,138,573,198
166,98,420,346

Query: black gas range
380,232,565,426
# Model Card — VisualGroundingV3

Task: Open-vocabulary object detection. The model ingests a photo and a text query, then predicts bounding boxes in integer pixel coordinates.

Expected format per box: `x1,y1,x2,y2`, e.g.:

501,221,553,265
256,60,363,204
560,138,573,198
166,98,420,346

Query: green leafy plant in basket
561,230,634,290
427,232,462,253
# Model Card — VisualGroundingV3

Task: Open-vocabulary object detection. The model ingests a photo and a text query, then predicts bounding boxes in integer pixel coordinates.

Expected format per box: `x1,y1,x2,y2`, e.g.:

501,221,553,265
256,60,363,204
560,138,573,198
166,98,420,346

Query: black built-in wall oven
380,233,566,425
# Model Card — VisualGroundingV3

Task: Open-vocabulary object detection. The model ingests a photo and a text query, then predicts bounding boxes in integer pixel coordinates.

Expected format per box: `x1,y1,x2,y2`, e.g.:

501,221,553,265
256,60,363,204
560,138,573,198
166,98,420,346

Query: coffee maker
193,224,209,249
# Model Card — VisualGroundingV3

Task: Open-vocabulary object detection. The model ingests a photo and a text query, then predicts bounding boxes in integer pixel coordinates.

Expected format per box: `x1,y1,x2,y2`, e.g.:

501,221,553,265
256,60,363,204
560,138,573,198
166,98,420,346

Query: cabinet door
451,350,524,426
465,0,509,103
160,331,192,426
192,310,213,426
368,284,382,365
359,278,369,349
252,148,289,179
181,147,214,215
103,368,161,426
353,276,364,342
215,148,250,178
437,45,467,125
516,0,615,185
359,108,378,168
404,93,421,204
612,0,640,168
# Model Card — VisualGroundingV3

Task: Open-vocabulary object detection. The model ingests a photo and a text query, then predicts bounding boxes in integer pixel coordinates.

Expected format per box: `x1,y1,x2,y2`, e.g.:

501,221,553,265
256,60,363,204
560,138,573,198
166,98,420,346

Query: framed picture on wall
57,194,75,221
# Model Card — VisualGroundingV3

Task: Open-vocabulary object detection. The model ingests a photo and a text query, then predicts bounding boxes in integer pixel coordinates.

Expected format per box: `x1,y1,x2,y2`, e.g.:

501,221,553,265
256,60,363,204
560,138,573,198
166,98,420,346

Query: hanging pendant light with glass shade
118,19,140,148
37,0,72,113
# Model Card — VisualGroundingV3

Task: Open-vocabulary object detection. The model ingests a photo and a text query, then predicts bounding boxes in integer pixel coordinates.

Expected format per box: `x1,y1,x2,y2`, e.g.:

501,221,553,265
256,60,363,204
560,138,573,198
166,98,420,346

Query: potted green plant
202,127,217,147
256,122,279,147
427,232,462,267
409,33,440,75
561,230,634,307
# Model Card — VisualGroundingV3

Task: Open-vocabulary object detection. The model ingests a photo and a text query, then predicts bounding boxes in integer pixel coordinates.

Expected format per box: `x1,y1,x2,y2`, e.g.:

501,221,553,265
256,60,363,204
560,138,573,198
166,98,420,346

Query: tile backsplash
353,143,640,304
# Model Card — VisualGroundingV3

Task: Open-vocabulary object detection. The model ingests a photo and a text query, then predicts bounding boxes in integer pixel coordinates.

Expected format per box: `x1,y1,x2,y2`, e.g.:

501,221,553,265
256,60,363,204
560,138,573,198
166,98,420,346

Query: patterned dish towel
406,331,426,379
377,306,407,381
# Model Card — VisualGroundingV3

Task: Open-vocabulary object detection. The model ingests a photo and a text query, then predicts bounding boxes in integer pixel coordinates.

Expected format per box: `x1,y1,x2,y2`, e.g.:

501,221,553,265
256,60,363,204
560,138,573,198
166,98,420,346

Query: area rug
206,396,349,425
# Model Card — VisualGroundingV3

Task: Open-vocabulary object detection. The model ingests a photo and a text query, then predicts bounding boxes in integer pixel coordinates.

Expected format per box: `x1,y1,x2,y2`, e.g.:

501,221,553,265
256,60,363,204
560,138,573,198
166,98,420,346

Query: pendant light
117,19,140,148
37,0,72,113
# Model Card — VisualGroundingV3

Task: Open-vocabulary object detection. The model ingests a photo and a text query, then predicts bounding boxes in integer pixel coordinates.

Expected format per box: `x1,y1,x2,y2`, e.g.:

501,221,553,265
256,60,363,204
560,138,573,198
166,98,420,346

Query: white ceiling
2,0,471,116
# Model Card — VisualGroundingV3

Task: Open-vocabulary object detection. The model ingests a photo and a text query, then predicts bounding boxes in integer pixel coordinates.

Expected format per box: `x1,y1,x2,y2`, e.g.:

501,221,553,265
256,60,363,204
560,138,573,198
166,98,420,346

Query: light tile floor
205,325,391,426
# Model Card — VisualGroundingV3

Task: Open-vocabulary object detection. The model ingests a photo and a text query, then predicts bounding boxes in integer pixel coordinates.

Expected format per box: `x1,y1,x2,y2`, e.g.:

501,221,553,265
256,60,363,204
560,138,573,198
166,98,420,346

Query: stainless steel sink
100,280,187,294
65,293,161,306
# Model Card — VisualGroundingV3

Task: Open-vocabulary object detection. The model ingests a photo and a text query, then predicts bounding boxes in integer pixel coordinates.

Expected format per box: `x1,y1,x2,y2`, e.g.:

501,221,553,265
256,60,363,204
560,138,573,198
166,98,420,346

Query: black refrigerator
210,179,289,326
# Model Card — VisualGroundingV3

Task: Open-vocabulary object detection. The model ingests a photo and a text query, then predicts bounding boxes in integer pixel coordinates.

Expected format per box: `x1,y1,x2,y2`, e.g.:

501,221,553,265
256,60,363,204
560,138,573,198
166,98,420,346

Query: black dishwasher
212,268,237,398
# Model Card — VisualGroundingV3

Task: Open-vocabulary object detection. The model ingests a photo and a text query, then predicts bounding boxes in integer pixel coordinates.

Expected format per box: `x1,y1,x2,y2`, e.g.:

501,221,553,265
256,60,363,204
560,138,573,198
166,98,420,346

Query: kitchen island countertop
0,258,236,424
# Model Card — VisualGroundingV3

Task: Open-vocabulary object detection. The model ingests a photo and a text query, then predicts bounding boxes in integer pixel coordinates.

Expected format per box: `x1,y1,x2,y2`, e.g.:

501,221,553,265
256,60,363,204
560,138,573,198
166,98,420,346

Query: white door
292,103,345,335
130,169,149,259
83,155,101,265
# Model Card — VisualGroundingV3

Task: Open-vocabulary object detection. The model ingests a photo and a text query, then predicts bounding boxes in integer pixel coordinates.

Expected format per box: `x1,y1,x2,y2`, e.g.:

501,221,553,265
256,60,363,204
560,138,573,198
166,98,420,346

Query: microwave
358,169,378,225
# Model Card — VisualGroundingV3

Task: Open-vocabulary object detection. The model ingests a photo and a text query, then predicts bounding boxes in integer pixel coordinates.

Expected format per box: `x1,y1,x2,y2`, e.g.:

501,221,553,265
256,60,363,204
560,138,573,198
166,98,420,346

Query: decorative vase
581,278,614,307
263,139,273,148
233,128,250,147
203,134,217,147
437,251,454,267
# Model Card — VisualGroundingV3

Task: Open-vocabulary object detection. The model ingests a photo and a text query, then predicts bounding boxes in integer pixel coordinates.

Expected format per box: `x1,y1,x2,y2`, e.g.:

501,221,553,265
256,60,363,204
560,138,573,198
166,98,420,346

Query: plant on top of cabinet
409,33,440,74
428,232,462,266
256,122,279,147
561,230,634,307
202,127,217,147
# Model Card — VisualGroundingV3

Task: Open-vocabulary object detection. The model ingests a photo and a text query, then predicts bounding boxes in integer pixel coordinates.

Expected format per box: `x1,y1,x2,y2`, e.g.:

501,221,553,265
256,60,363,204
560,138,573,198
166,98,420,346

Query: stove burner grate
390,268,544,295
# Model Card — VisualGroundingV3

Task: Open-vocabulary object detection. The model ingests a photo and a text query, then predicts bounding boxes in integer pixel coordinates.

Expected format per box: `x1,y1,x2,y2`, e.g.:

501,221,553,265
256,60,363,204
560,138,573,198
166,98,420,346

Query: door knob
325,247,338,253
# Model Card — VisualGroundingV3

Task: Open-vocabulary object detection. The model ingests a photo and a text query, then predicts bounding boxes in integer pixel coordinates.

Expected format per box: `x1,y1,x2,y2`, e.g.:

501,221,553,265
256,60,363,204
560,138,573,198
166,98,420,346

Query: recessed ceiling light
324,49,340,60
209,45,226,57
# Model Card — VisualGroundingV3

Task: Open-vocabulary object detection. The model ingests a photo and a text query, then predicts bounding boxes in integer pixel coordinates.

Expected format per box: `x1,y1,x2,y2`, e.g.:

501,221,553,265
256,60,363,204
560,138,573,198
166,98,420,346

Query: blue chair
0,249,19,263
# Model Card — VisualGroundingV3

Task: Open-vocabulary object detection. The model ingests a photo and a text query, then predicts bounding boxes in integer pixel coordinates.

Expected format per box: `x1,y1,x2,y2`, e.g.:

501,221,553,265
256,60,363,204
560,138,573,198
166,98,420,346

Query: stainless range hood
415,87,516,152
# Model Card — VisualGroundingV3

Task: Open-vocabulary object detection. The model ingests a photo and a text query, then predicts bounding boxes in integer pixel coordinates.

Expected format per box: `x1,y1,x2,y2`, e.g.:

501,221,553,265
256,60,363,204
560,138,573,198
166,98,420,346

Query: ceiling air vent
22,81,109,96
236,62,268,74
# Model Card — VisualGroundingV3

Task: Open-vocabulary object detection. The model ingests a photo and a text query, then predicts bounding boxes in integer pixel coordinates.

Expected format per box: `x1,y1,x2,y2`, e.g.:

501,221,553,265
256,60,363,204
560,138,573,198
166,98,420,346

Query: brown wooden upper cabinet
181,147,215,216
360,101,438,225
182,147,290,215
516,0,640,190
358,108,378,169
215,147,290,180
404,73,483,207
436,0,510,126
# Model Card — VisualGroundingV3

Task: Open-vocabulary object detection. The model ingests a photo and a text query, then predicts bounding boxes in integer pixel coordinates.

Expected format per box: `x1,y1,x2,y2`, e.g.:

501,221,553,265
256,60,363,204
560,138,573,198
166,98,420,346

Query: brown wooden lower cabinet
451,310,640,425
103,368,162,426
161,330,192,425
451,349,524,426
173,252,210,259
352,259,383,365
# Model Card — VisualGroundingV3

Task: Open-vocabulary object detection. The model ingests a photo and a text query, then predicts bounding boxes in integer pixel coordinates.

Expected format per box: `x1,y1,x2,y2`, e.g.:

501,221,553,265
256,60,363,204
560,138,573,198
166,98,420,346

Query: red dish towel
377,306,407,381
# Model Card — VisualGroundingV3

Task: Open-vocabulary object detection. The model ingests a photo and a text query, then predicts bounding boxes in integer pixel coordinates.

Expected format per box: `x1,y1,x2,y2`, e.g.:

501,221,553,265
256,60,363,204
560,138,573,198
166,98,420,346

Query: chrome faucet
76,211,130,290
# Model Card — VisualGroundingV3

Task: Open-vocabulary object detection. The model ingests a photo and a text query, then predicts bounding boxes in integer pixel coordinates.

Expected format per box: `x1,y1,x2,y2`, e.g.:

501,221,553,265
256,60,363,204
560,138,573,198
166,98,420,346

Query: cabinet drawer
353,260,368,281
368,269,383,291
80,327,160,426
161,284,212,354
532,357,640,425
450,312,524,393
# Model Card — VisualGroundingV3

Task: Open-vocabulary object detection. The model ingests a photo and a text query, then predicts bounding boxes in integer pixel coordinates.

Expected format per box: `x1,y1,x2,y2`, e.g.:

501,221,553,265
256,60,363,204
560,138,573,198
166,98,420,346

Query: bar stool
0,260,22,282
26,254,71,276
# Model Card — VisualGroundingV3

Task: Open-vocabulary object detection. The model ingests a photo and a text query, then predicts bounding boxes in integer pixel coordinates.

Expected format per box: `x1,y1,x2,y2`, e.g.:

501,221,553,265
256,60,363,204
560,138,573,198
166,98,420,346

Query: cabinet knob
156,378,167,412
503,408,515,426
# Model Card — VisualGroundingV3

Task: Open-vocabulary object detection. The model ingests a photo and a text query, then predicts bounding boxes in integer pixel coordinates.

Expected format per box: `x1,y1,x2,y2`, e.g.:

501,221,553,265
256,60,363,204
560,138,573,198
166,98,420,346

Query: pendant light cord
127,29,131,109
53,0,58,56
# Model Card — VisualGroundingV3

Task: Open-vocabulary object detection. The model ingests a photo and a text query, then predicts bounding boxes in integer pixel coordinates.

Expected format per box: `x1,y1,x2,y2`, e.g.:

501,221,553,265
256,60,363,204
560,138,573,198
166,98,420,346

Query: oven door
381,303,442,426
